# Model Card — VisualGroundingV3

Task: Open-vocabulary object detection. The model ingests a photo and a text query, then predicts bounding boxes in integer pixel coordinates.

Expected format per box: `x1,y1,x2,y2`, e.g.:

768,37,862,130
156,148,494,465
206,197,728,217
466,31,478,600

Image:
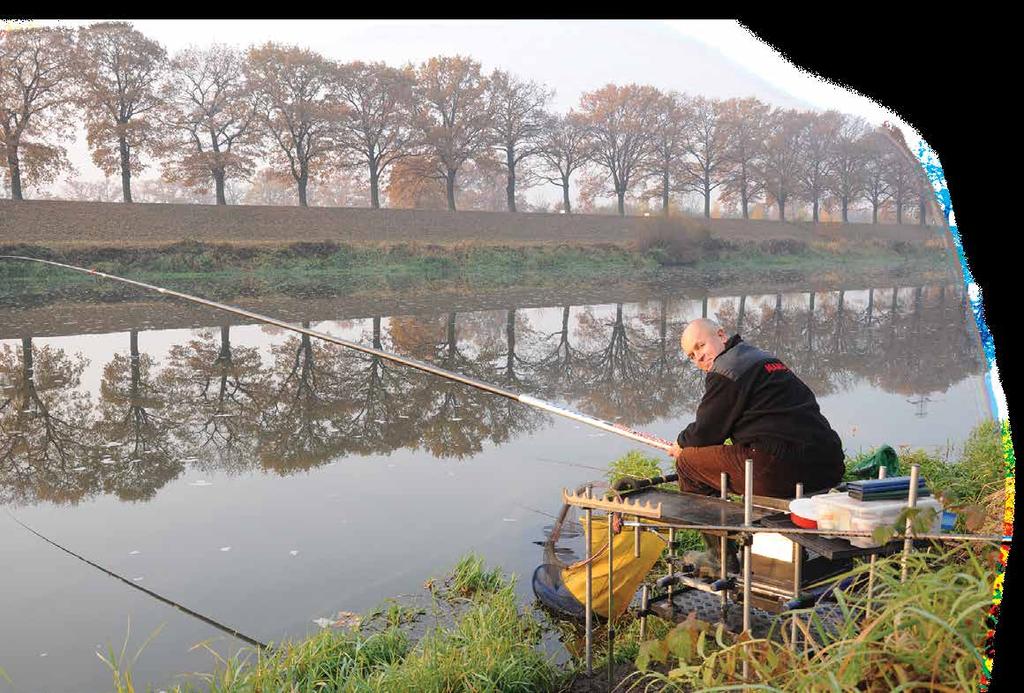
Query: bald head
681,318,729,372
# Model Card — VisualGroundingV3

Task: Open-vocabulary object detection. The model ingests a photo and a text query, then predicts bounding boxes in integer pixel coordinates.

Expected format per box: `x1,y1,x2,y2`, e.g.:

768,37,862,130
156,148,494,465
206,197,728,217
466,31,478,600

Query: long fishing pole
0,255,674,452
6,512,270,651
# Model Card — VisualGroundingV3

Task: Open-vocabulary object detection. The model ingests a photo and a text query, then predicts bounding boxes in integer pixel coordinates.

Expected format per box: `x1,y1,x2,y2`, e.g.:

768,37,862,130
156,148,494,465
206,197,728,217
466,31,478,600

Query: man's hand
667,442,683,461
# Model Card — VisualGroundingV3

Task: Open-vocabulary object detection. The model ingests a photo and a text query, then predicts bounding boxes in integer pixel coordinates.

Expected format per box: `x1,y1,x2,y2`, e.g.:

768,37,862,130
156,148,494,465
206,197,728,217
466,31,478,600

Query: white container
817,494,943,548
807,492,847,533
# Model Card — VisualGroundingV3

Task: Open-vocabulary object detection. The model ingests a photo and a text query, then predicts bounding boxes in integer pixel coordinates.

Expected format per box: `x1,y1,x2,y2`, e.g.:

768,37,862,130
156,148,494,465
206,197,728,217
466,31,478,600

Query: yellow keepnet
560,515,667,620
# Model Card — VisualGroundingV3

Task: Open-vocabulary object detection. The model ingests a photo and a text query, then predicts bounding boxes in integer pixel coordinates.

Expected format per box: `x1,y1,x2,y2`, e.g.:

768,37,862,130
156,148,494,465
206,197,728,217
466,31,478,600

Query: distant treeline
2,23,936,223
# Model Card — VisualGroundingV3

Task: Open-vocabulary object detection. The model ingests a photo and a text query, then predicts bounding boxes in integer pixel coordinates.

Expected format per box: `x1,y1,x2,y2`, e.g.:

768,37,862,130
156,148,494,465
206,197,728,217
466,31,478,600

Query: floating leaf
332,611,361,629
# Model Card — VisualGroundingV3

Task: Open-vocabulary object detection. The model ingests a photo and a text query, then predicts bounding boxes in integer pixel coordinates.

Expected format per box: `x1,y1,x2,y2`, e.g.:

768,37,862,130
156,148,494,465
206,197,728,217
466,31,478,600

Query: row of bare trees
2,23,934,222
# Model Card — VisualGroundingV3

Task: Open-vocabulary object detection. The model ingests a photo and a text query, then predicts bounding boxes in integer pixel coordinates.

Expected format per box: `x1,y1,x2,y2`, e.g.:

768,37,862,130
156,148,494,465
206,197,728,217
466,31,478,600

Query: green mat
848,444,901,480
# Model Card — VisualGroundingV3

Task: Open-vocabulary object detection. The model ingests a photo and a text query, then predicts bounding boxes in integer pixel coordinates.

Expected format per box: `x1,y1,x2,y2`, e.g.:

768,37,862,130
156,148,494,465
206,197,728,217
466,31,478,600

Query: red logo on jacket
764,362,789,373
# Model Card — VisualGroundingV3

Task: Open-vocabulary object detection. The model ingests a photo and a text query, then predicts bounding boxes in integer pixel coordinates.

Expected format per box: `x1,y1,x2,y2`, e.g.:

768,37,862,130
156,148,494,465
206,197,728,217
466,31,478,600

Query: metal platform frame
562,459,933,687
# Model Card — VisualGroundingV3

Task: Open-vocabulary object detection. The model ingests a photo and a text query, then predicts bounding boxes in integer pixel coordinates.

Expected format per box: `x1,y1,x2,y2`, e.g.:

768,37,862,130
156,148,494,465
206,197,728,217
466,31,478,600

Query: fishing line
533,456,609,473
7,512,271,651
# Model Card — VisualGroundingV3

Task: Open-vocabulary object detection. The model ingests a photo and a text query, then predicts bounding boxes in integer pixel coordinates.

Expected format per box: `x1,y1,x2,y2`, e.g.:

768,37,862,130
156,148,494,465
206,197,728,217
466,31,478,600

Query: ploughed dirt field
1,199,948,250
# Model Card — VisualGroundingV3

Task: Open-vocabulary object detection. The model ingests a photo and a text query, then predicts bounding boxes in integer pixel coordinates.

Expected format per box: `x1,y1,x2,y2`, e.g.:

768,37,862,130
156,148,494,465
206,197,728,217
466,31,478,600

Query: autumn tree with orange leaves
798,109,840,223
0,26,77,201
862,128,893,224
719,97,769,219
642,91,689,216
677,95,730,219
409,55,493,211
334,61,415,209
156,45,260,205
386,155,447,209
75,22,167,203
762,108,807,221
487,69,552,212
536,111,591,214
246,43,338,207
829,113,870,223
578,83,661,216
881,122,922,225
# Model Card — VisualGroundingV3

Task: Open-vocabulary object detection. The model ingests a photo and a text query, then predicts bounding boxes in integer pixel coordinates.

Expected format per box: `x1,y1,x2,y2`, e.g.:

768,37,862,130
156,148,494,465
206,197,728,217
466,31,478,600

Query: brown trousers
674,444,828,499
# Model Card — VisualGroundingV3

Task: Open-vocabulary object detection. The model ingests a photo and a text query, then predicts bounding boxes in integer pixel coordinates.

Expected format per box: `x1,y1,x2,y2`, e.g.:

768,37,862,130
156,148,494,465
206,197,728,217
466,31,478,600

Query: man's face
681,324,728,373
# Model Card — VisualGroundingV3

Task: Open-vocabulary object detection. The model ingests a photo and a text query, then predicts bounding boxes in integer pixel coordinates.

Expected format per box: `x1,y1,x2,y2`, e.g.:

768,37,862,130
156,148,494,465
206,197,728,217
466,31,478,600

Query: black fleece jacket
677,335,844,461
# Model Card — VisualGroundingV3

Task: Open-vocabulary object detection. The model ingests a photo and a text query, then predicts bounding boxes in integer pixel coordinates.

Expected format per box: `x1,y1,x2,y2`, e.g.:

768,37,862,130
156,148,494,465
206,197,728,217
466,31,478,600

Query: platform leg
720,472,729,621
585,485,593,676
743,459,753,681
667,527,675,614
866,468,886,615
607,510,615,689
901,464,921,583
790,482,803,650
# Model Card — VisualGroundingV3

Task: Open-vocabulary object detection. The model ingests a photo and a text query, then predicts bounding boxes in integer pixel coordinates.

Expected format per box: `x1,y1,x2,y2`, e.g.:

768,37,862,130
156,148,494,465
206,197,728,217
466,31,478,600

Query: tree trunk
119,133,133,203
506,149,517,212
616,188,625,216
808,292,815,352
213,169,227,205
703,183,711,219
219,325,231,361
505,309,516,379
369,162,380,209
662,170,670,215
446,169,457,211
22,336,33,382
741,189,748,219
918,196,926,225
778,195,786,221
842,197,849,223
872,202,878,224
896,200,903,224
297,172,308,207
561,175,572,214
6,144,23,201
812,197,819,223
129,330,143,412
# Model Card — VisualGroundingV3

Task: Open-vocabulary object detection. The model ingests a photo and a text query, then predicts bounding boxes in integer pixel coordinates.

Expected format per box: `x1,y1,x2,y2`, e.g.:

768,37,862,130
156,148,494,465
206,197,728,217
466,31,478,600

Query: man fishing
667,317,845,499
666,317,845,573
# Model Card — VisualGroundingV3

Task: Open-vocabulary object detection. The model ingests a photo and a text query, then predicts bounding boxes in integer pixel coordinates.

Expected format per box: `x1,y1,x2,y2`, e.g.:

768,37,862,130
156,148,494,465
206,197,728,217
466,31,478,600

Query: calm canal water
0,275,989,691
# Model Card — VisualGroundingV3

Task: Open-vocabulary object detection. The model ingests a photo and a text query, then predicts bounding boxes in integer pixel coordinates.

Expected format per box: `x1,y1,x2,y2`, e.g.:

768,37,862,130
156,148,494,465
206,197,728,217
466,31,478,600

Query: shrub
633,216,711,266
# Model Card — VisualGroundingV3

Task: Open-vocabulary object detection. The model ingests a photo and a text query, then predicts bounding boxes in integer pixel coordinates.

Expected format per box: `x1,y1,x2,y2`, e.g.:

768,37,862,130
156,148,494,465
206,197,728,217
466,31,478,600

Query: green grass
0,238,954,307
605,450,673,488
606,451,705,555
100,555,558,693
627,542,996,692
700,242,952,276
438,553,509,600
845,420,1004,534
0,242,660,306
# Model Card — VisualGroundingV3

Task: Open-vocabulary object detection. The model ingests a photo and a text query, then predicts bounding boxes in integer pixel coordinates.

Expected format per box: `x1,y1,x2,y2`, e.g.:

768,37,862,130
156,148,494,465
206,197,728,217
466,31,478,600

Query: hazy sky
34,19,921,192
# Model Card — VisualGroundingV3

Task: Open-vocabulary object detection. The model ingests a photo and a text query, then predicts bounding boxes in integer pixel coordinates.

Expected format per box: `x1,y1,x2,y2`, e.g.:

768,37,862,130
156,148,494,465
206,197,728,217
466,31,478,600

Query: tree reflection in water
0,282,985,505
159,324,268,473
95,330,181,501
0,338,96,505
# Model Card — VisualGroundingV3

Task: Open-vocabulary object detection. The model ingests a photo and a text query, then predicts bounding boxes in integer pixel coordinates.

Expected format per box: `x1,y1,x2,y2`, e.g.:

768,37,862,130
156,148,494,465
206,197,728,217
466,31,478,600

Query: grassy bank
0,236,955,306
104,555,561,692
0,241,658,302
